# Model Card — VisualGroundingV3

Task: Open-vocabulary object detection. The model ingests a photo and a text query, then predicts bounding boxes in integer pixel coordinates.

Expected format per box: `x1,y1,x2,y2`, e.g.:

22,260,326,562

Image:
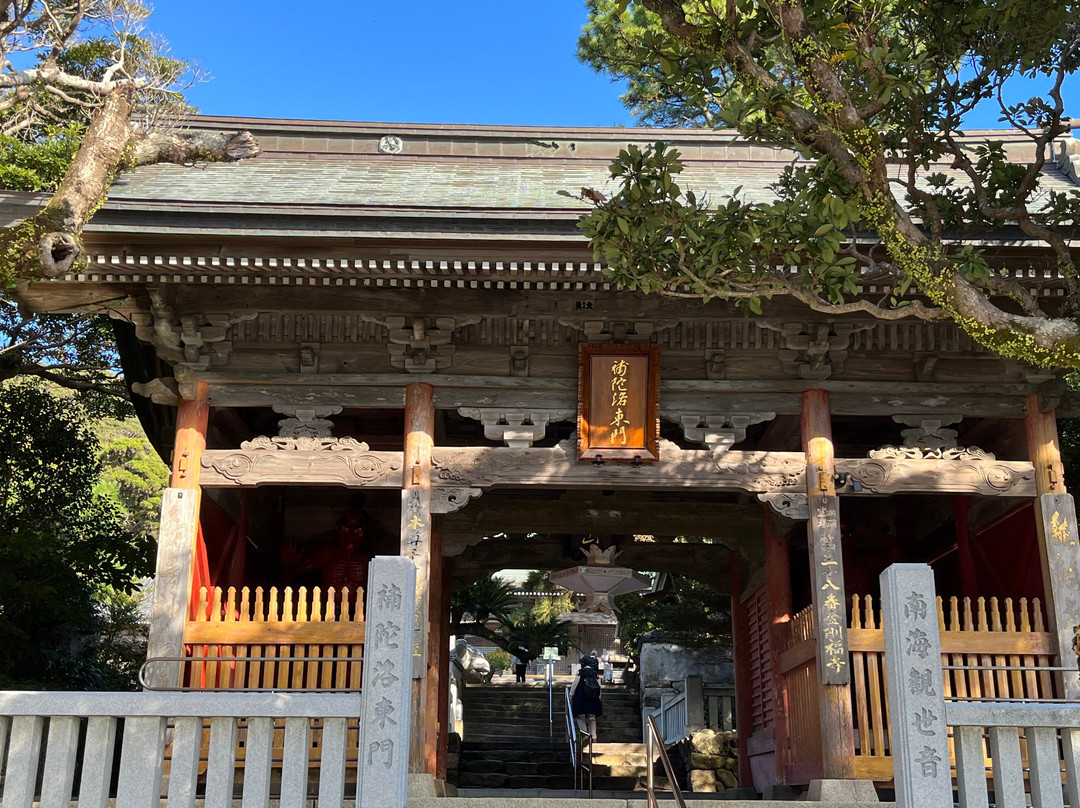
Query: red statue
281,494,372,592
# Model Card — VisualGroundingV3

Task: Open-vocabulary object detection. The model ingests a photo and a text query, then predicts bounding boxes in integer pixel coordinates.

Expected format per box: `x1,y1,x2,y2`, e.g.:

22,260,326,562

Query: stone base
762,783,802,800
407,773,438,798
807,778,879,803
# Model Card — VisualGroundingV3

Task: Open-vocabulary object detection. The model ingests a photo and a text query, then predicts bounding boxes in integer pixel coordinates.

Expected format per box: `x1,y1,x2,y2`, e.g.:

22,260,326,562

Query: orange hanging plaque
577,344,661,463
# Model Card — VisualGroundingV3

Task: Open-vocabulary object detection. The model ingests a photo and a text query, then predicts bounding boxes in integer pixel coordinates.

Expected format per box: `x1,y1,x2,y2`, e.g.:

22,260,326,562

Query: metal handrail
645,714,687,808
564,686,593,797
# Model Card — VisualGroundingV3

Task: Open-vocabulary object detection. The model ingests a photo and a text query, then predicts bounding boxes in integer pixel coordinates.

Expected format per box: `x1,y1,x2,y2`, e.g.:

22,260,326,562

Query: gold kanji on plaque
577,344,660,463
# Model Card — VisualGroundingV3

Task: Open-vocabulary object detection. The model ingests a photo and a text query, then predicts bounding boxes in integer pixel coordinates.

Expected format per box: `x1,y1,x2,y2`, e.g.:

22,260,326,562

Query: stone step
414,794,851,806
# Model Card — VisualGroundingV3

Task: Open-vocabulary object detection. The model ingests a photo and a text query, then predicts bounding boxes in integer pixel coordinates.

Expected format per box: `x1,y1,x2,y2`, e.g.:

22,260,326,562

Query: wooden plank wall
746,586,773,732
778,604,823,780
182,585,366,691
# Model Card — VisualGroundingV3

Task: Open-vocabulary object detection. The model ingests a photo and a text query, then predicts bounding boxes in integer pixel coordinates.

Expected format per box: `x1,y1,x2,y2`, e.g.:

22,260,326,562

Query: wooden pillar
1024,394,1080,699
171,382,210,491
800,389,856,780
145,382,209,689
436,558,453,781
764,506,792,783
424,521,444,777
729,552,754,788
402,383,434,772
953,496,978,601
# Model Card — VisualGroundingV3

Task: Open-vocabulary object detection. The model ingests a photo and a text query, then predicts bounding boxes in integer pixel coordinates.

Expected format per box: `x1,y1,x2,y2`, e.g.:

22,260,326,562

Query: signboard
577,344,660,463
810,494,849,684
542,646,560,660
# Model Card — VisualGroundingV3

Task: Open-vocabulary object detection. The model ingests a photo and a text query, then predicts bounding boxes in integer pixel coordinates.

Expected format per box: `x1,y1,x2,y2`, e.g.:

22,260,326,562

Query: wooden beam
403,383,434,773
441,498,763,544
764,507,792,784
197,441,1036,497
199,373,1034,418
800,389,856,781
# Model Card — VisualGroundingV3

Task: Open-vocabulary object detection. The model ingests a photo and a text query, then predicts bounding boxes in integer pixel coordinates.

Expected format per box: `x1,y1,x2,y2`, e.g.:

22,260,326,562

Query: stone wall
685,729,740,793
638,636,734,715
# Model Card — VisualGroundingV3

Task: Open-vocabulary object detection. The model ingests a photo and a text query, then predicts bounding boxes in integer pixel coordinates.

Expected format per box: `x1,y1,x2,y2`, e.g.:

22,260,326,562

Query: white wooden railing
643,676,735,744
0,556,416,808
883,562,1080,808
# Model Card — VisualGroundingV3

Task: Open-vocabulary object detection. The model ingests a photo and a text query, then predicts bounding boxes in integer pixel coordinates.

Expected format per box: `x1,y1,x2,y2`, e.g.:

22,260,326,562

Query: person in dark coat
569,654,603,740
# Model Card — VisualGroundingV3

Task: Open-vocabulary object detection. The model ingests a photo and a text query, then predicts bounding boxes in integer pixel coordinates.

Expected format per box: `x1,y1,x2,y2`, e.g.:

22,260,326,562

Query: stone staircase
460,681,642,744
455,682,654,794
455,741,656,792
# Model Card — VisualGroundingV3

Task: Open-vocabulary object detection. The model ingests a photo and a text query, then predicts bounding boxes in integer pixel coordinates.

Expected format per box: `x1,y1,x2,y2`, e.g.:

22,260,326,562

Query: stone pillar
800,389,856,780
880,564,952,807
358,556,418,808
145,382,210,689
402,383,434,771
1025,394,1080,699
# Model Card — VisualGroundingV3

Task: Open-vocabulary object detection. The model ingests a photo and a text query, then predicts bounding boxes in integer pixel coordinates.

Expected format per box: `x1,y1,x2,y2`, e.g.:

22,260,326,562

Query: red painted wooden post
171,381,209,490
730,552,755,788
764,506,792,782
425,520,444,777
801,389,856,780
953,495,978,601
436,558,453,781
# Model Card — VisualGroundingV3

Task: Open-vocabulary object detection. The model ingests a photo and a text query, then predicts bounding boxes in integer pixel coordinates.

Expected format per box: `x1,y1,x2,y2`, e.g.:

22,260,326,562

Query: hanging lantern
548,545,649,614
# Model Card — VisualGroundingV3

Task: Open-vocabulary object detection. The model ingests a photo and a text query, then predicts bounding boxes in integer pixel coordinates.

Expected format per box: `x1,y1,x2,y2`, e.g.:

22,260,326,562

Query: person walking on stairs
570,654,603,740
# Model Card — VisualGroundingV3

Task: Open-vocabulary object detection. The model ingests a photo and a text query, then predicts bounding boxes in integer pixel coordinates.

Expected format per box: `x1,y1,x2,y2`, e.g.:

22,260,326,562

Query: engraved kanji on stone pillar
881,563,952,807
358,556,417,808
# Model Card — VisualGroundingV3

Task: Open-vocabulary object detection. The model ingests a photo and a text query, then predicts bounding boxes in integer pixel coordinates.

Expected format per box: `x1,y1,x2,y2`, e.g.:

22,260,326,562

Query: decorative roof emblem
378,135,403,154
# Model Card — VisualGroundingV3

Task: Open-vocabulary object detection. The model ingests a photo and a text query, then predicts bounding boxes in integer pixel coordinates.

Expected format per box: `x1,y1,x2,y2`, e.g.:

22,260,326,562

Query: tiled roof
99,118,1079,219
106,155,790,211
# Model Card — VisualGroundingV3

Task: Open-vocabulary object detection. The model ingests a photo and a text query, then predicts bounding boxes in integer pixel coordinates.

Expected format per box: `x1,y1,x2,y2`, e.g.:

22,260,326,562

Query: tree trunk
0,84,259,286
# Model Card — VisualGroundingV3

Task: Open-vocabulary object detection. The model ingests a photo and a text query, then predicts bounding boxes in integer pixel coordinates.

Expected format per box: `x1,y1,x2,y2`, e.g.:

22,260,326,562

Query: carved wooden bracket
892,415,963,450
272,405,342,439
299,341,320,374
457,407,574,448
510,345,530,377
201,437,403,487
431,487,483,514
664,411,776,453
556,317,678,343
761,322,873,380
837,456,1033,495
361,314,480,373
131,377,179,405
758,492,809,520
128,289,257,380
442,533,488,557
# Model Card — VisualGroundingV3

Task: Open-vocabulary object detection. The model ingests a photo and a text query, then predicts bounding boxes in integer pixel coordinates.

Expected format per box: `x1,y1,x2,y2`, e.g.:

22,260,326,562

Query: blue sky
150,0,634,127
148,1,1075,130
